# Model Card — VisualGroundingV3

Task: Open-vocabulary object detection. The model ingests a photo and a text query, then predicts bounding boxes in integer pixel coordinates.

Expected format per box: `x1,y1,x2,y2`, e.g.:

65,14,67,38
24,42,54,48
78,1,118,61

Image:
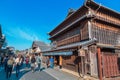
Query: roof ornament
84,0,93,3
84,0,91,9
66,8,76,18
68,8,75,13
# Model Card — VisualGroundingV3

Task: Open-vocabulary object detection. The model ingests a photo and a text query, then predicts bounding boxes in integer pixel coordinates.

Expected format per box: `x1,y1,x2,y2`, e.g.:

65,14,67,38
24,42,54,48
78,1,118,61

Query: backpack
26,58,29,64
31,57,36,63
7,60,14,68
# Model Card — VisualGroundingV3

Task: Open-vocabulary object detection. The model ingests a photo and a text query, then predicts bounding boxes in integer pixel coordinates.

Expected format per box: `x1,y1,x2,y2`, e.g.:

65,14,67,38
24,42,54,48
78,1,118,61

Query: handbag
31,63,35,67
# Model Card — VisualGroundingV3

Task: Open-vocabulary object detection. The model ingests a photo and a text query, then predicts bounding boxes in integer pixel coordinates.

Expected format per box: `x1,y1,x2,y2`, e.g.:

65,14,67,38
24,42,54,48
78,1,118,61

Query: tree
2,39,7,48
15,50,20,54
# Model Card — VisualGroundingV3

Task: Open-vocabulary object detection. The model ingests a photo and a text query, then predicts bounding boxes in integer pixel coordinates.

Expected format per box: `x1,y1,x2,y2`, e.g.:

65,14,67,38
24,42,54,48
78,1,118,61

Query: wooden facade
44,0,120,80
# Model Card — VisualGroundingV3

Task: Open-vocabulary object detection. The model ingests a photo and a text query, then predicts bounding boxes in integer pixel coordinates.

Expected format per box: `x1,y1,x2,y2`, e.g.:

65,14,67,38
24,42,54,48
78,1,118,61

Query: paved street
0,65,79,80
44,68,79,80
20,70,57,80
0,67,30,80
0,67,57,80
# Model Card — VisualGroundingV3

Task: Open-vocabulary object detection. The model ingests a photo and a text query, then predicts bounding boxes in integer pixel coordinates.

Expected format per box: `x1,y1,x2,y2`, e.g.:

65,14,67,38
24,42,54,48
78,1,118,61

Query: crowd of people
0,53,55,79
0,54,25,79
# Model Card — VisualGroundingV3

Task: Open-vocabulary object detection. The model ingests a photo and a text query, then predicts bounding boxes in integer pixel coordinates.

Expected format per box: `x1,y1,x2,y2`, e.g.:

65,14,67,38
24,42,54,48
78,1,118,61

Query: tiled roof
32,41,51,51
43,38,97,52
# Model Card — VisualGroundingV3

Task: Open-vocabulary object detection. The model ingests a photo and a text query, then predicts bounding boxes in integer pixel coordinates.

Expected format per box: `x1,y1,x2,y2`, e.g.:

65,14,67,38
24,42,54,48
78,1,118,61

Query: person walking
1,55,4,68
46,56,49,68
4,56,9,72
49,56,54,68
6,56,14,79
20,55,24,66
25,56,29,68
15,55,22,78
30,54,36,73
36,53,42,71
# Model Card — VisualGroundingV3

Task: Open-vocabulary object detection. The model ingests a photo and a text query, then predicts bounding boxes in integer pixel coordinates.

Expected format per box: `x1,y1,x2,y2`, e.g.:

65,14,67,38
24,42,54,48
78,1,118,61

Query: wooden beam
97,48,102,80
88,21,92,39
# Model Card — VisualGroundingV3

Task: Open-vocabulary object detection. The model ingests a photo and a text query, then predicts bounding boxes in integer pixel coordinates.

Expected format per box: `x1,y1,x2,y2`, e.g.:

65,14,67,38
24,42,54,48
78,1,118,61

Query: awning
42,51,73,56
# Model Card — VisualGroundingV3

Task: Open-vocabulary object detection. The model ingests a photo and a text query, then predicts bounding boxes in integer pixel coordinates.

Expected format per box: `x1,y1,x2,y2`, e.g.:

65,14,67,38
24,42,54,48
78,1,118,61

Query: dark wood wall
62,51,80,72
56,26,80,46
54,21,89,47
89,6,120,45
96,9,120,25
91,20,120,45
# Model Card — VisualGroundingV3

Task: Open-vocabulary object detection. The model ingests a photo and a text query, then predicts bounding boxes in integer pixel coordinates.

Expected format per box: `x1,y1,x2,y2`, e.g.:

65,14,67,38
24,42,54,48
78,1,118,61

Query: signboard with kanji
78,49,85,56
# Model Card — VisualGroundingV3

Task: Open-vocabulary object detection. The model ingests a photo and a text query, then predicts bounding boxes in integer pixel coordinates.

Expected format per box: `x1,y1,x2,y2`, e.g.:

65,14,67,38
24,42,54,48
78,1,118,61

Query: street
0,65,57,80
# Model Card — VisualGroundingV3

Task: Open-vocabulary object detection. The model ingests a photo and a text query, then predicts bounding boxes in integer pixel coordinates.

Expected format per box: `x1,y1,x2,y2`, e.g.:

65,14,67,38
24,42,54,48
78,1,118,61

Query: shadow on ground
0,66,31,80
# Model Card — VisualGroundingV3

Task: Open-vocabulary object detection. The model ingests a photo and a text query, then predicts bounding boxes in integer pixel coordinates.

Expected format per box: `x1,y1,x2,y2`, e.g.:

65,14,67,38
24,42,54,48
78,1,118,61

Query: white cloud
4,31,14,37
5,26,39,41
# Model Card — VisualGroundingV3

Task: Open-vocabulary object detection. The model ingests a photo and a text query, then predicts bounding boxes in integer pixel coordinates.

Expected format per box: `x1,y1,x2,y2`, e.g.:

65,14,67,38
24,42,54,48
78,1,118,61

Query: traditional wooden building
43,0,120,80
32,41,50,53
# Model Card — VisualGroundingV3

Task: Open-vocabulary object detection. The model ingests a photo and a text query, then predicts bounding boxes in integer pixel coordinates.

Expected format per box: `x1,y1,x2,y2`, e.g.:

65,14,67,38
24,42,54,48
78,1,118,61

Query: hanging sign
78,49,85,56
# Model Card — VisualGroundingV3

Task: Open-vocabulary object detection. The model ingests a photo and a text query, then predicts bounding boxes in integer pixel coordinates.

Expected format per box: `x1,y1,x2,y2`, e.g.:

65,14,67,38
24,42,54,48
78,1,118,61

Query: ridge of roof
48,5,85,35
85,0,120,16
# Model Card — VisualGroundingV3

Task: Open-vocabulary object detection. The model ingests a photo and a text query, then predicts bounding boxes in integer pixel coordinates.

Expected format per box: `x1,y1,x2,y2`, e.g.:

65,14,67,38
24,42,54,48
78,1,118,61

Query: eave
49,6,86,35
95,16,120,28
42,38,97,53
97,43,120,50
49,14,93,39
86,0,120,18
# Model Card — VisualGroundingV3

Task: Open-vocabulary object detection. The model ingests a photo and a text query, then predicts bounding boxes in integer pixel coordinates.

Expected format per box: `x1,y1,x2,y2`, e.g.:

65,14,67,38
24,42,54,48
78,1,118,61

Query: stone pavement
0,67,29,80
20,70,57,80
20,67,80,80
0,64,80,80
44,68,79,80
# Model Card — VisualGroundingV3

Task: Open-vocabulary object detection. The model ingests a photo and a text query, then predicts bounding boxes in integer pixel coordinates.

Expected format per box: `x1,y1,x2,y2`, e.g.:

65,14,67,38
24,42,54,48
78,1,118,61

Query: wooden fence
102,53,119,78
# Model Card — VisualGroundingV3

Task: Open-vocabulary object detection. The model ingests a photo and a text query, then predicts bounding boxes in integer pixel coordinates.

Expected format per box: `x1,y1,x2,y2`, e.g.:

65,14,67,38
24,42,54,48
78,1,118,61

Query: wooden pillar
97,48,102,80
81,56,84,76
59,56,62,69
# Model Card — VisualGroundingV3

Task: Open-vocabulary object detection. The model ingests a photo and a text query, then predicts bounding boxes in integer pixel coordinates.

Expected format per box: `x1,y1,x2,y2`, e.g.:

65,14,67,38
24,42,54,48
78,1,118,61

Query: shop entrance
55,56,59,66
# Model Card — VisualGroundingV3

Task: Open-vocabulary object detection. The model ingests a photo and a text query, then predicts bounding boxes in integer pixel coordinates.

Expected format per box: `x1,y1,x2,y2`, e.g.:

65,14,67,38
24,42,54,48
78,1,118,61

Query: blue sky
0,0,119,50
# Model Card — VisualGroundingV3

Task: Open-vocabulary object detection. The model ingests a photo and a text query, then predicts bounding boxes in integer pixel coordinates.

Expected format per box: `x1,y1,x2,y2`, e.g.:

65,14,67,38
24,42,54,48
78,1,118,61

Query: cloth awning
42,51,73,56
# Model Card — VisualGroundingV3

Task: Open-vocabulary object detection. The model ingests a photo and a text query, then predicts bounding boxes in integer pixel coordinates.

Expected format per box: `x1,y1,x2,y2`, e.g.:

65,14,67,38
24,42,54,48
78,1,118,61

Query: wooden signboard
78,49,85,56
